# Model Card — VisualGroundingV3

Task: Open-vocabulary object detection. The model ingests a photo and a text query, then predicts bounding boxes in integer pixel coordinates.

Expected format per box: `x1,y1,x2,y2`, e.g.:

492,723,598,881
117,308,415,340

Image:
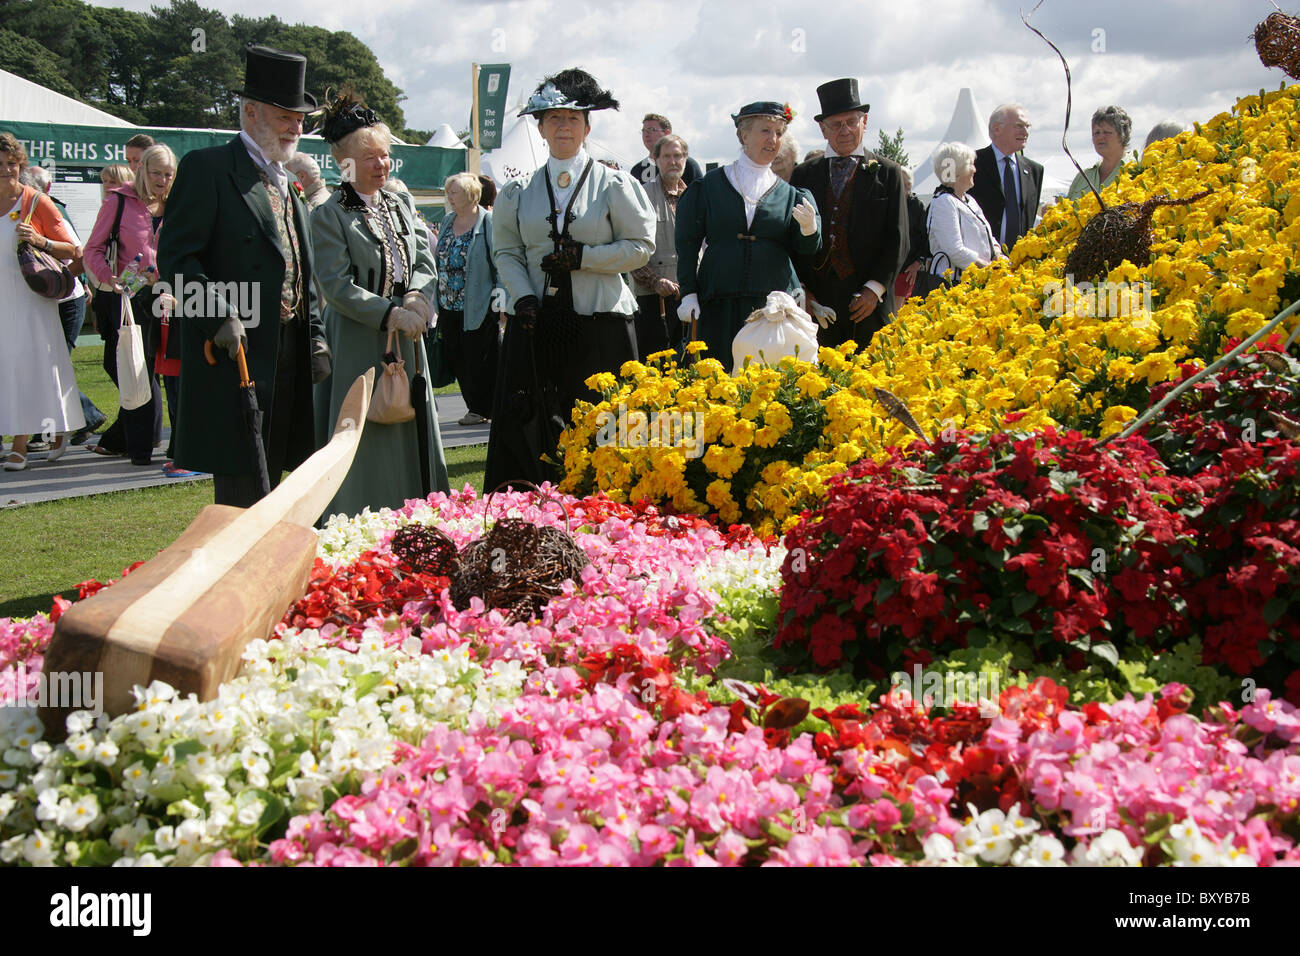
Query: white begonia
65,711,95,735
23,830,57,865
922,832,958,861
59,794,100,832
35,788,60,822
0,834,22,863
4,747,34,768
0,791,15,822
93,738,120,766
0,768,17,789
236,799,265,828
1012,834,1066,866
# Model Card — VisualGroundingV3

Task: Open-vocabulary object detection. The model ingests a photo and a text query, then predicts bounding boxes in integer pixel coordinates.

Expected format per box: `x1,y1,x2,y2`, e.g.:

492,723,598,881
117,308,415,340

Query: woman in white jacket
926,142,1003,282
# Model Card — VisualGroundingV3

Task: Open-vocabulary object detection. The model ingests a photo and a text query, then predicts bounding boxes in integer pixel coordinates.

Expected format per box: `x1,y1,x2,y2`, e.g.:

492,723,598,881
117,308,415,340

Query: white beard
248,114,298,163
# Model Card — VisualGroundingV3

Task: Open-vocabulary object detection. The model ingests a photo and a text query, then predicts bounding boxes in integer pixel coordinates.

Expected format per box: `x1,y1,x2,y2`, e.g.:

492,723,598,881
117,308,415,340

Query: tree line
0,0,429,143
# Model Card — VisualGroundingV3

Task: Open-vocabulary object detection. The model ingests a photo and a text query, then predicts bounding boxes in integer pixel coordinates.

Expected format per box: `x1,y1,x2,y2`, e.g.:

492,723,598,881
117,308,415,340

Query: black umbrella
205,338,271,498
411,336,432,498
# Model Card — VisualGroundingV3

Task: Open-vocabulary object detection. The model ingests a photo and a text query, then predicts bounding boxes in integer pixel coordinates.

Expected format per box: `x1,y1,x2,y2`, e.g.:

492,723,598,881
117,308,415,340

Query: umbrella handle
235,343,253,389
203,339,254,390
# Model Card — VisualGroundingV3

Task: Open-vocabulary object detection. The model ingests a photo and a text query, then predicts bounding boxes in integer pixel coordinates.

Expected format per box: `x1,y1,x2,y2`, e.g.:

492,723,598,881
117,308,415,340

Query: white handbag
731,290,821,369
116,293,152,411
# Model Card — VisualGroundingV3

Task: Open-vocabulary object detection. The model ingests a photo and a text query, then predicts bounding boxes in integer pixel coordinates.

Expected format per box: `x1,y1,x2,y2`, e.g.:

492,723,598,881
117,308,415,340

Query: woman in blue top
675,101,821,372
434,172,499,426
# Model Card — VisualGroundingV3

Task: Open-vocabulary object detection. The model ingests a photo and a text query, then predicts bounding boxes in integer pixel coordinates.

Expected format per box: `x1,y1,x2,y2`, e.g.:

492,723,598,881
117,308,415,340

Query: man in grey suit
969,103,1045,253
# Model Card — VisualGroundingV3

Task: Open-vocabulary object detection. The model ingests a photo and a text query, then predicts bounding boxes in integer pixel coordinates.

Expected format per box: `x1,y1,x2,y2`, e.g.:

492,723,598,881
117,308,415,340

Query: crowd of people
2,44,1190,511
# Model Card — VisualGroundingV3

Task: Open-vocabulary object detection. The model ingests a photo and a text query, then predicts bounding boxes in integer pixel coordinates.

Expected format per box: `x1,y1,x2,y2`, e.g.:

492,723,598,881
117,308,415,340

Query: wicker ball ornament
1063,190,1212,281
1255,10,1300,79
389,523,458,577
448,485,590,623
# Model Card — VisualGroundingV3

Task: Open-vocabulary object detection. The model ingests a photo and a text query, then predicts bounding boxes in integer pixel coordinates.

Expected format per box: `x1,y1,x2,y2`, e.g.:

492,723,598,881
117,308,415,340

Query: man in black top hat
790,77,908,350
158,45,331,507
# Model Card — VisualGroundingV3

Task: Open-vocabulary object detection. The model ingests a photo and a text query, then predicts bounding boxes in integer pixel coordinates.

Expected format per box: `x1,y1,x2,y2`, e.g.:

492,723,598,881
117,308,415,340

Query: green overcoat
311,183,449,520
158,136,326,478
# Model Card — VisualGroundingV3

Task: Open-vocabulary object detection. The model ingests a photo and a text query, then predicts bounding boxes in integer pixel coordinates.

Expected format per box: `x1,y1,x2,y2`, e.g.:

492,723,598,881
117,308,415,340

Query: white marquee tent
0,69,132,127
911,87,986,201
425,124,467,149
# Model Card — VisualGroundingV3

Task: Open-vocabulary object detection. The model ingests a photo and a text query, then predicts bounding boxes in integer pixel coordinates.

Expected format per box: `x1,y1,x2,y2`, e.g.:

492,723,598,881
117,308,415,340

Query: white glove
807,298,837,329
677,293,700,323
388,306,426,338
792,199,818,236
402,291,431,325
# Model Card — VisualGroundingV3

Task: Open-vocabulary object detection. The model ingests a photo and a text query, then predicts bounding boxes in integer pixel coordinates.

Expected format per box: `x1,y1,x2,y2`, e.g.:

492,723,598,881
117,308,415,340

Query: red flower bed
774,428,1194,677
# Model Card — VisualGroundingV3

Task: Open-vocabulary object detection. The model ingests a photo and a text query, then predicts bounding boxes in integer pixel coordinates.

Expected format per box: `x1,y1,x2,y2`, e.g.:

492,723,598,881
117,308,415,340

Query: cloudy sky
89,0,1283,193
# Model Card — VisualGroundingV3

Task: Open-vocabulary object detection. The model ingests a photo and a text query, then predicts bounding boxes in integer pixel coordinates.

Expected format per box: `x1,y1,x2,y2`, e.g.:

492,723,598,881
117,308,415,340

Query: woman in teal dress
1066,106,1132,202
311,90,449,517
675,101,821,371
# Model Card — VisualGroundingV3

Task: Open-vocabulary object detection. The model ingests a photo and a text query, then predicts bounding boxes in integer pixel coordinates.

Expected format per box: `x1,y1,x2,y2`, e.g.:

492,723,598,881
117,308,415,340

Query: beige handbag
116,293,152,410
367,328,416,424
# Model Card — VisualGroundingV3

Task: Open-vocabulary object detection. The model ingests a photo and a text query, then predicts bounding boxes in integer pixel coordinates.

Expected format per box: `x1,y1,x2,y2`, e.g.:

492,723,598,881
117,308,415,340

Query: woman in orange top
1,132,84,470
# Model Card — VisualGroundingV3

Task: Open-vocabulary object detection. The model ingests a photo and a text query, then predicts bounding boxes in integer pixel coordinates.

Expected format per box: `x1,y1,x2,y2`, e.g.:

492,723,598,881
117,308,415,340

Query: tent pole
468,62,482,176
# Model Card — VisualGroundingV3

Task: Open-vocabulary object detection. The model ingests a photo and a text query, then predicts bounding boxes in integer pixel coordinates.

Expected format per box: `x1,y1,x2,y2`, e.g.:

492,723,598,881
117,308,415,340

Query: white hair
284,152,321,180
329,123,392,167
932,141,976,185
988,103,1025,139
1144,119,1188,150
20,165,51,192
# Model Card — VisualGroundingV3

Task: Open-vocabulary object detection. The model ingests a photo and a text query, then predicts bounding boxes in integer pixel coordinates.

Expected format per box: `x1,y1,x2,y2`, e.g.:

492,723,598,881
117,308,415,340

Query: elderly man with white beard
157,45,331,506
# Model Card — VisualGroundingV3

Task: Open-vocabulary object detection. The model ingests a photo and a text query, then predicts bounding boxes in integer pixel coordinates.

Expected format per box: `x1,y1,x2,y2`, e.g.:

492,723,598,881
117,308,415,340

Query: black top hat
239,45,317,113
814,78,869,123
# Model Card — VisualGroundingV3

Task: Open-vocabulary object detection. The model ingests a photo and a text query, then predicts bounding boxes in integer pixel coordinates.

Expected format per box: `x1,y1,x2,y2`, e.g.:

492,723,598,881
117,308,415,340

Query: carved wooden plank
37,370,373,736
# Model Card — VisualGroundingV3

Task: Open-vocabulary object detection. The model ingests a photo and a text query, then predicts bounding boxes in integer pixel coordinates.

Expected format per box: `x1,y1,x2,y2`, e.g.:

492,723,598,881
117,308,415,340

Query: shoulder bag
16,189,75,299
116,293,153,410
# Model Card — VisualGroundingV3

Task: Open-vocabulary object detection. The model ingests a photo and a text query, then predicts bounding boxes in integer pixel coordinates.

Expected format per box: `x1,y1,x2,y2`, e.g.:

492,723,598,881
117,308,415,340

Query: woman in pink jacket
84,144,177,466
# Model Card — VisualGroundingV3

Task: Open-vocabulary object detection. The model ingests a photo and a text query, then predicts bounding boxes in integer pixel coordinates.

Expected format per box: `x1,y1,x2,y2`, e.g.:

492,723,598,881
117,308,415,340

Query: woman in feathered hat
485,67,656,490
310,88,449,516
675,101,822,371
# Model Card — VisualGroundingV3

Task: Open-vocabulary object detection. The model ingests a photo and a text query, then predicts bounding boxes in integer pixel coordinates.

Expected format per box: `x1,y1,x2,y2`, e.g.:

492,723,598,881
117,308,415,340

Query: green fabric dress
675,167,820,370
311,183,449,520
1067,162,1123,201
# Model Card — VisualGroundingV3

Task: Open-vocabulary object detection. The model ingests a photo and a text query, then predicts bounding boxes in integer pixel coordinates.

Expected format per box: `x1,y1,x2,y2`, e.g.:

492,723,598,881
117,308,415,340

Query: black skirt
484,308,636,490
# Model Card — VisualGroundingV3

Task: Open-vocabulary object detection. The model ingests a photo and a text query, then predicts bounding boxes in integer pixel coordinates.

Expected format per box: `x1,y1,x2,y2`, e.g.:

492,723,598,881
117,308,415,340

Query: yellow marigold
795,370,830,399
703,444,745,479
1100,405,1138,438
1225,308,1267,340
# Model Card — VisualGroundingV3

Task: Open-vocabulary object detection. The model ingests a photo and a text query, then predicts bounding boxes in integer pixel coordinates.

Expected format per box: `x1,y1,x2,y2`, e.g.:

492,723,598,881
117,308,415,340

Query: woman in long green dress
675,101,821,372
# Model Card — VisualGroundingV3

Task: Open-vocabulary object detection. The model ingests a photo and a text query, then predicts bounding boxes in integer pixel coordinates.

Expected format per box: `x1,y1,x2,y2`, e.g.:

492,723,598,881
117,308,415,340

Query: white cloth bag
116,293,152,411
731,290,821,369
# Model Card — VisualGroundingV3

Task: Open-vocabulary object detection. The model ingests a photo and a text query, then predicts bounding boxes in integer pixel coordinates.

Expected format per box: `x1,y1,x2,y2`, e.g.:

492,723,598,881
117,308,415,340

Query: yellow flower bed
559,84,1300,535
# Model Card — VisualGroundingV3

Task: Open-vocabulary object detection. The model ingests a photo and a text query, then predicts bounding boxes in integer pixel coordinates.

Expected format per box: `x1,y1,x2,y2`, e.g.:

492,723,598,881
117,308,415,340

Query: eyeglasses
822,118,863,133
642,126,666,135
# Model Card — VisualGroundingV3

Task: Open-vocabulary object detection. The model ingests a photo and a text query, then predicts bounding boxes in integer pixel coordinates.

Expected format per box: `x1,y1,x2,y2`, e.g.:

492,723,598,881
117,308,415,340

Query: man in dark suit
790,78,908,350
969,103,1045,252
157,45,331,507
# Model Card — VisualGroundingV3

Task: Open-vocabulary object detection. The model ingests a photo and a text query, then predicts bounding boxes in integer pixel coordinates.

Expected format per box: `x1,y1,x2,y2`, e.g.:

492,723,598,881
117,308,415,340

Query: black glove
514,295,540,332
311,336,333,384
541,237,584,273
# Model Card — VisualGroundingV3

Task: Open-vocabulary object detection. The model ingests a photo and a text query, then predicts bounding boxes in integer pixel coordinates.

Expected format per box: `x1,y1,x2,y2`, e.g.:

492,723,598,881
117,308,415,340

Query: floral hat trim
731,101,795,126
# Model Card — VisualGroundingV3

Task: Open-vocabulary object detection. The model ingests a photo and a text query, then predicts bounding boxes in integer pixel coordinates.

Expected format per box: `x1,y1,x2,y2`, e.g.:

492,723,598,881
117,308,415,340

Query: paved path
2,392,486,508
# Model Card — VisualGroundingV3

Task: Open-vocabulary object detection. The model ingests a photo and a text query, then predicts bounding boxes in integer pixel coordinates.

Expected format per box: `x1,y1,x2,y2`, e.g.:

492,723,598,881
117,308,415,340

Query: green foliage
876,126,910,168
0,0,407,132
0,28,80,98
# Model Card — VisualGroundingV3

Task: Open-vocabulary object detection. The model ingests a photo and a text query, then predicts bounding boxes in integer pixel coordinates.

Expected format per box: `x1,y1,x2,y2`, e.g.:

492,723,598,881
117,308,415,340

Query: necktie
1002,156,1020,245
830,155,854,201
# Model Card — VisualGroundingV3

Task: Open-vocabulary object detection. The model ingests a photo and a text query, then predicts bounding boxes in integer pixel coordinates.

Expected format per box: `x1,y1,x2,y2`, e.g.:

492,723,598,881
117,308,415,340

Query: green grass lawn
0,442,487,620
2,338,486,619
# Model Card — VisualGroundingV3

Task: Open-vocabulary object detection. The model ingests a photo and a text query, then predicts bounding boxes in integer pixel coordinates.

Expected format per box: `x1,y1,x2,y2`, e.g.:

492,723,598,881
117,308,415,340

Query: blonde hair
100,164,133,187
443,171,482,206
134,144,177,206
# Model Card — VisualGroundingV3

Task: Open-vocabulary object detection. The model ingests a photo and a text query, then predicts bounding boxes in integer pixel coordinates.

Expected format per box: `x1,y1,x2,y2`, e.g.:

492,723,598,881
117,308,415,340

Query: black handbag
914,251,954,297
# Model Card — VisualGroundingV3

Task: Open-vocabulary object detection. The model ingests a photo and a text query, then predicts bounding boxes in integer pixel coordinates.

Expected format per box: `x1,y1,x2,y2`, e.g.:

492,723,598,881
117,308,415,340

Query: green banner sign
0,121,465,192
475,63,511,151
